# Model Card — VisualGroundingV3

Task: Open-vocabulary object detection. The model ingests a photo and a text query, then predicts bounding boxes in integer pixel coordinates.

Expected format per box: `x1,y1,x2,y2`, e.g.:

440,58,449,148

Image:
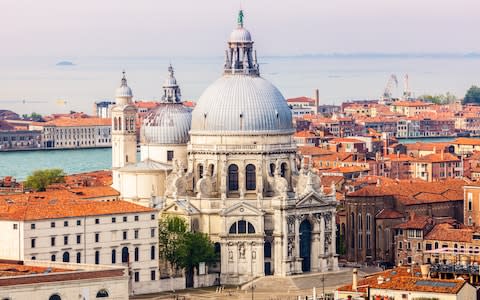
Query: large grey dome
191,75,293,133
141,103,192,144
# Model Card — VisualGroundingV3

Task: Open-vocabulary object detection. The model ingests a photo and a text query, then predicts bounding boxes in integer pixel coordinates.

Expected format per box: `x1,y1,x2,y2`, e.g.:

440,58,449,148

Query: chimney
420,264,430,279
441,149,444,160
314,88,320,113
352,268,358,291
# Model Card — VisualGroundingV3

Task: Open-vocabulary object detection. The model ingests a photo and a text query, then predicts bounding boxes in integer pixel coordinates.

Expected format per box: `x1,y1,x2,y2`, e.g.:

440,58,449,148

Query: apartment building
0,190,159,295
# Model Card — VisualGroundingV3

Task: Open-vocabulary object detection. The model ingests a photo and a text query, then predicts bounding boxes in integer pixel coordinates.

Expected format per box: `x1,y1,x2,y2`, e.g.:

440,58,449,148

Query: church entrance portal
299,220,312,272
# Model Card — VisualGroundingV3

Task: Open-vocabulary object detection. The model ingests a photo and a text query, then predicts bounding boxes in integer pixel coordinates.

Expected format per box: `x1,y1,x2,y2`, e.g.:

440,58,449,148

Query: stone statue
239,243,246,259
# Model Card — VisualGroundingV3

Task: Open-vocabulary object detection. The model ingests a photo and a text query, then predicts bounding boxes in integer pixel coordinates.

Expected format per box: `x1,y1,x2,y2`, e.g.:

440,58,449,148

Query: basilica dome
141,103,192,144
191,75,292,133
141,65,192,144
191,11,292,134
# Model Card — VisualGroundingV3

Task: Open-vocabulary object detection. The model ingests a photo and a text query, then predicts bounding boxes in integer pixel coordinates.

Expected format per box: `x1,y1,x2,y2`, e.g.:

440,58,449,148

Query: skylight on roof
415,280,457,288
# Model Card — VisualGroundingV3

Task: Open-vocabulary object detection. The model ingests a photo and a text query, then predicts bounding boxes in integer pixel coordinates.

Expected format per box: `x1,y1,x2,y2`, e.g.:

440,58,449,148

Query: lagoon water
1,55,480,115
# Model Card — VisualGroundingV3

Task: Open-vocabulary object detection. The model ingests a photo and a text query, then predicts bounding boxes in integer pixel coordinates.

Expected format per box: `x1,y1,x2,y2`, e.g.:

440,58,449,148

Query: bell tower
111,72,137,174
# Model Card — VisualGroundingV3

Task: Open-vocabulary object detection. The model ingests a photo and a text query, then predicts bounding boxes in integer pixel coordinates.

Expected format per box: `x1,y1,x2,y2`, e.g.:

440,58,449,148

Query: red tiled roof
347,179,466,205
394,215,431,229
0,190,154,221
294,130,317,138
329,138,365,144
286,97,315,103
453,138,480,146
412,153,460,163
393,100,433,107
298,146,333,156
424,223,473,243
32,117,110,127
376,209,404,219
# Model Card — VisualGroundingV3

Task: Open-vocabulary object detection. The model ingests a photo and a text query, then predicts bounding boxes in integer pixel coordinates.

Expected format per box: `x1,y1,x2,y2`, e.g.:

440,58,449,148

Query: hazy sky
2,0,478,57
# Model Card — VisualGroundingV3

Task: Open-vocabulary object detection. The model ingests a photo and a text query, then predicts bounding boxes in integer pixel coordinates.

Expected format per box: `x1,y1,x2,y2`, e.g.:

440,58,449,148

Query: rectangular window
134,215,139,222
64,221,68,227
151,214,155,220
112,217,116,223
426,243,432,250
64,235,68,245
77,220,81,226
151,228,155,238
95,218,100,224
95,251,100,265
51,222,55,228
123,231,127,240
95,233,100,243
31,238,36,248
167,150,174,161
399,241,403,249
31,223,36,230
151,270,156,281
134,230,139,239
51,237,56,246
77,235,81,244
134,271,140,282
123,216,127,222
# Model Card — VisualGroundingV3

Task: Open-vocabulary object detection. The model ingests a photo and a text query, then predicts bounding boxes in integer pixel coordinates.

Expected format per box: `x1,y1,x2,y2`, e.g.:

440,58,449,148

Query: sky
1,0,479,57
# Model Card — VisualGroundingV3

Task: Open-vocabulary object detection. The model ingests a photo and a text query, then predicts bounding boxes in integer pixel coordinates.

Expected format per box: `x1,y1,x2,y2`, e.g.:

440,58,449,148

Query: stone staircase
242,276,299,292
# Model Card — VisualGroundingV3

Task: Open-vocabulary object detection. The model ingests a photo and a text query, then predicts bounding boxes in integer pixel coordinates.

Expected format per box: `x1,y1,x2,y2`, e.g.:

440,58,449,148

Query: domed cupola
141,65,192,144
190,10,293,134
115,71,133,105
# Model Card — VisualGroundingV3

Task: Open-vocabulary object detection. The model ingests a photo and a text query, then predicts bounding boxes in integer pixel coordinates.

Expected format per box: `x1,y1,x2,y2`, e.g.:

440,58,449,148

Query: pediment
163,199,200,215
296,191,334,208
220,201,264,217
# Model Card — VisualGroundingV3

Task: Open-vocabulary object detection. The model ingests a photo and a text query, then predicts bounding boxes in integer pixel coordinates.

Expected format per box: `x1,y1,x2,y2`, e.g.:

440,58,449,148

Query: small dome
115,73,133,98
191,75,293,133
141,103,192,144
229,27,252,43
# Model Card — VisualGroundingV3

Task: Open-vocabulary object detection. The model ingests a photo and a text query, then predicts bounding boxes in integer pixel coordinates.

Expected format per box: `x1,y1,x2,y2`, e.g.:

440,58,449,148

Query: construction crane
403,74,413,100
381,74,398,101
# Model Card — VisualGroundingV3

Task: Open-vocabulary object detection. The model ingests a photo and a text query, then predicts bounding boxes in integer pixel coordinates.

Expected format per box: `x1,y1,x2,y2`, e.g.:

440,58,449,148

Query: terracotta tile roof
32,117,110,127
320,176,344,186
338,267,466,294
424,223,473,243
405,142,451,152
0,190,154,221
393,100,433,107
371,276,466,294
394,215,431,229
376,208,404,219
347,179,466,205
298,146,333,156
384,153,413,162
134,101,159,109
63,170,113,187
294,130,317,138
324,166,369,174
0,262,68,278
412,153,460,163
453,138,480,146
286,96,315,103
329,138,365,144
182,101,196,108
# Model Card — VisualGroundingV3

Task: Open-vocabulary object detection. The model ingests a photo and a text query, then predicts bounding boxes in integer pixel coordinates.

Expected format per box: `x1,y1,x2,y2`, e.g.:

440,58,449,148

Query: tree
464,85,480,104
158,215,216,287
158,215,188,271
177,231,216,288
418,92,456,105
21,112,43,122
24,168,65,191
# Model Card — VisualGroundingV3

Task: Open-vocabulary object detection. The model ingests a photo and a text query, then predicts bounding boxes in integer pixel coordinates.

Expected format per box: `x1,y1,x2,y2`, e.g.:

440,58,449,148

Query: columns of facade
311,217,321,272
331,212,337,255
257,240,264,276
320,214,327,272
256,160,263,201
239,161,245,199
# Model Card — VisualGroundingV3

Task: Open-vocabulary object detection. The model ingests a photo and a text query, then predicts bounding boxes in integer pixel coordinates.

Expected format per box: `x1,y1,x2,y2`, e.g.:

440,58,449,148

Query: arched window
229,220,255,234
134,247,139,261
269,163,275,176
49,294,61,300
434,242,439,249
95,251,100,264
122,247,129,263
358,214,363,230
76,252,81,264
62,252,70,263
150,246,155,260
197,164,204,179
118,117,122,131
366,213,371,231
208,164,214,176
96,289,109,298
228,164,239,191
112,249,116,264
51,254,56,261
245,164,256,191
280,162,288,178
124,117,128,131
130,118,134,131
113,117,118,131
214,242,221,256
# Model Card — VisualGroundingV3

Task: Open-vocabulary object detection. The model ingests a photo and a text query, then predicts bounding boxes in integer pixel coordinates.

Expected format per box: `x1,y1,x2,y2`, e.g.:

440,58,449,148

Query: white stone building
0,190,159,295
0,259,129,300
112,10,338,285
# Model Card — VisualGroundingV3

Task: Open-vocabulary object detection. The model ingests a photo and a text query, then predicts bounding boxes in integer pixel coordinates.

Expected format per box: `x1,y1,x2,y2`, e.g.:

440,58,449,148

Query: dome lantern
115,71,133,105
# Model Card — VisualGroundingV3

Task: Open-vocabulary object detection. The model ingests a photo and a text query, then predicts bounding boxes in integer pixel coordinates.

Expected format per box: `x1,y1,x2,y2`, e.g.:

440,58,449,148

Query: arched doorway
299,220,312,272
